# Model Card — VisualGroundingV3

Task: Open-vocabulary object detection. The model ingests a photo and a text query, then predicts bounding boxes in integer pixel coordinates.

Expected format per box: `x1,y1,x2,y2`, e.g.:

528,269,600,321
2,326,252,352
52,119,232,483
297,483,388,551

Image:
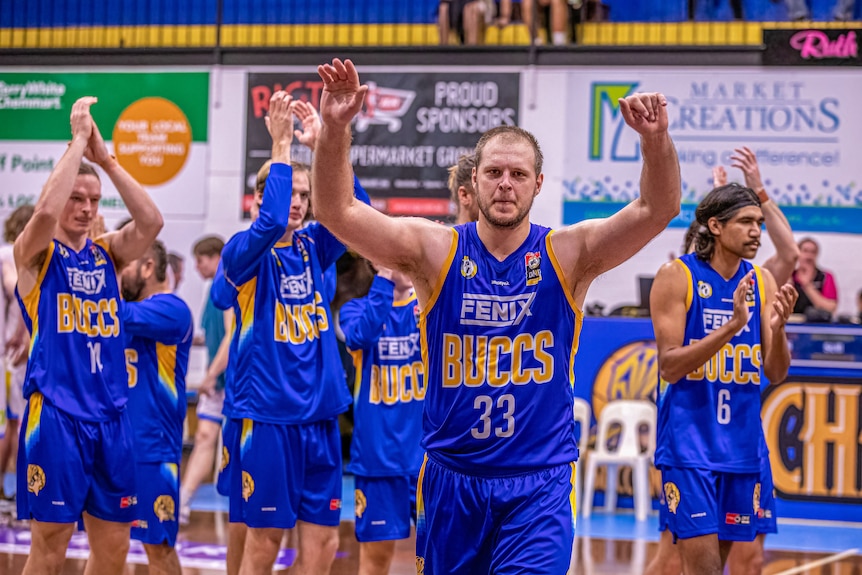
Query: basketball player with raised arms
14,96,163,574
312,58,681,574
213,91,370,575
121,239,193,575
650,183,797,575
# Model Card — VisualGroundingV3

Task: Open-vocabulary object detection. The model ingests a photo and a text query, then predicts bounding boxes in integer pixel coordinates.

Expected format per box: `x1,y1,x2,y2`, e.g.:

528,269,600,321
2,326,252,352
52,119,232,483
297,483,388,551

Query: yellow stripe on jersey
25,392,43,448
156,342,179,402
393,293,417,307
237,278,257,349
350,349,364,400
569,461,577,529
546,232,585,388
675,259,694,312
240,418,253,456
22,242,55,322
420,230,458,389
753,265,766,307
421,229,458,318
416,454,428,526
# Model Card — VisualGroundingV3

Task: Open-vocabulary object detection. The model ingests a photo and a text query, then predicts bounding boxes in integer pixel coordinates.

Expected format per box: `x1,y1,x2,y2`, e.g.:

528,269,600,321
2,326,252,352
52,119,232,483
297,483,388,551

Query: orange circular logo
112,97,191,186
591,340,658,421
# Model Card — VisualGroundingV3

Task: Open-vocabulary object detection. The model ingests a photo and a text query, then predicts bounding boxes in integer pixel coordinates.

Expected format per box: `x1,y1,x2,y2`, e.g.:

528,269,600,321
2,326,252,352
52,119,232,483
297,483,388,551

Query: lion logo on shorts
220,446,230,472
27,464,45,496
242,471,255,501
416,556,425,575
753,482,761,514
355,489,367,519
154,495,176,522
664,482,680,515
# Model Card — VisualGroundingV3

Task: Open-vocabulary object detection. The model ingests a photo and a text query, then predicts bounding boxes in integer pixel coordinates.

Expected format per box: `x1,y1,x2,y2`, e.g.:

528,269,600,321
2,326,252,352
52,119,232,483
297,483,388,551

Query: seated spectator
791,237,838,319
439,0,491,44
499,0,570,44
786,0,857,21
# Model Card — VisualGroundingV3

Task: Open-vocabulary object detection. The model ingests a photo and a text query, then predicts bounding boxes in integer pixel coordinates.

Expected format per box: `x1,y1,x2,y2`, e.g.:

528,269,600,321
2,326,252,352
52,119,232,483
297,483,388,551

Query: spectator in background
499,0,570,44
857,289,862,323
786,0,857,21
438,0,491,45
167,252,185,292
792,238,838,319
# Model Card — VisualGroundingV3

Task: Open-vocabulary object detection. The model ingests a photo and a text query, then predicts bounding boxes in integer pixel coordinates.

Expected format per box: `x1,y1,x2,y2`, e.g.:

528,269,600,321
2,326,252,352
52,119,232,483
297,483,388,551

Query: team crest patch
753,482,761,514
242,471,255,501
461,256,477,279
220,446,230,472
697,281,712,299
413,304,421,327
92,245,107,266
27,464,45,496
154,495,176,522
525,251,541,286
355,489,367,518
664,482,680,515
57,244,69,258
416,556,425,575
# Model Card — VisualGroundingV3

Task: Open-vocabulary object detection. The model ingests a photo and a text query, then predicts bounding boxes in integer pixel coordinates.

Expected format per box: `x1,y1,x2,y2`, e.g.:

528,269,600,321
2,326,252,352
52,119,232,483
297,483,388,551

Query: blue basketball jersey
215,163,368,424
421,223,582,475
341,276,425,477
16,239,126,421
122,293,193,463
655,253,765,473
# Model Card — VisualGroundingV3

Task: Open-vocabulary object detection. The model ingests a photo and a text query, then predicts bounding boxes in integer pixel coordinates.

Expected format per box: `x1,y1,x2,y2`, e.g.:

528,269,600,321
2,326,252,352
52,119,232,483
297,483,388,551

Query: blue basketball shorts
131,461,180,546
354,474,418,542
227,417,342,529
17,392,138,523
660,466,758,542
416,456,576,575
756,455,777,535
216,418,239,497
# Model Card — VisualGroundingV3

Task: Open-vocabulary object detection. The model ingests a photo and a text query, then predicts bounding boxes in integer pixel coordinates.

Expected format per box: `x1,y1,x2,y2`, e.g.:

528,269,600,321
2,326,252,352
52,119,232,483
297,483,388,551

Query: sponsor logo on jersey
725,513,751,525
378,334,421,360
459,293,535,327
525,251,542,286
279,270,313,300
120,495,138,508
330,498,342,511
461,256,477,279
67,267,107,295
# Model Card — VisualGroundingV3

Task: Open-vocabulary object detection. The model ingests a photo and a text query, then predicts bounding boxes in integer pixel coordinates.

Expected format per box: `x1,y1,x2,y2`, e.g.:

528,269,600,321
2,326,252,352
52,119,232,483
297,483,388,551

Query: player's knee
144,542,175,561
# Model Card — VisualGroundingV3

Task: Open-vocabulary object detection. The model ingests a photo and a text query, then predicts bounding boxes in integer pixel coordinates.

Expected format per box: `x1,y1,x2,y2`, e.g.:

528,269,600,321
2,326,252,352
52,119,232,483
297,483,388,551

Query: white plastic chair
573,397,592,517
581,400,656,521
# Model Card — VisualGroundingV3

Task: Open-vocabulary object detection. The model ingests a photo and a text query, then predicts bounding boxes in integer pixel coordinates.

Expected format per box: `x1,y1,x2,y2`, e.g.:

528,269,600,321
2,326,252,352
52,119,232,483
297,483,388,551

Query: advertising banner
561,68,862,233
244,71,520,219
763,28,861,66
0,72,210,218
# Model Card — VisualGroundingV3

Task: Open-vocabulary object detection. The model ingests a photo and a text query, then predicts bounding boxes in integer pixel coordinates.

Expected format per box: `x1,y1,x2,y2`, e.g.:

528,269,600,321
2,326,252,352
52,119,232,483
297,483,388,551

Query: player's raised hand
317,58,368,130
731,270,754,331
730,146,764,191
293,100,322,151
264,91,295,145
618,92,668,137
70,96,97,143
83,117,112,167
712,166,728,188
771,284,798,331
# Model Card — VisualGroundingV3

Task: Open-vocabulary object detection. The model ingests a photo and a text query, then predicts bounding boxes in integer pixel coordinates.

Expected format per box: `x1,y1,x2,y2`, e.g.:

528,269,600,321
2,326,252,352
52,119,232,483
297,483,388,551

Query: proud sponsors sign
0,72,209,218
562,68,862,232
244,72,519,219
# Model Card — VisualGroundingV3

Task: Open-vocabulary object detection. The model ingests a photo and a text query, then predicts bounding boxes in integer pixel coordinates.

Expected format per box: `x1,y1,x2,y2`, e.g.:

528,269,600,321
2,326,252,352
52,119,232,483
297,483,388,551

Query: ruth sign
763,29,861,66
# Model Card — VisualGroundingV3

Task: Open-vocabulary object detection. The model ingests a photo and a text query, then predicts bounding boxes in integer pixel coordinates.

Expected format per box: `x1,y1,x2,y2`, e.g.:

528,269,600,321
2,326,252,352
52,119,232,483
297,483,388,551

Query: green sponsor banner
0,72,209,142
